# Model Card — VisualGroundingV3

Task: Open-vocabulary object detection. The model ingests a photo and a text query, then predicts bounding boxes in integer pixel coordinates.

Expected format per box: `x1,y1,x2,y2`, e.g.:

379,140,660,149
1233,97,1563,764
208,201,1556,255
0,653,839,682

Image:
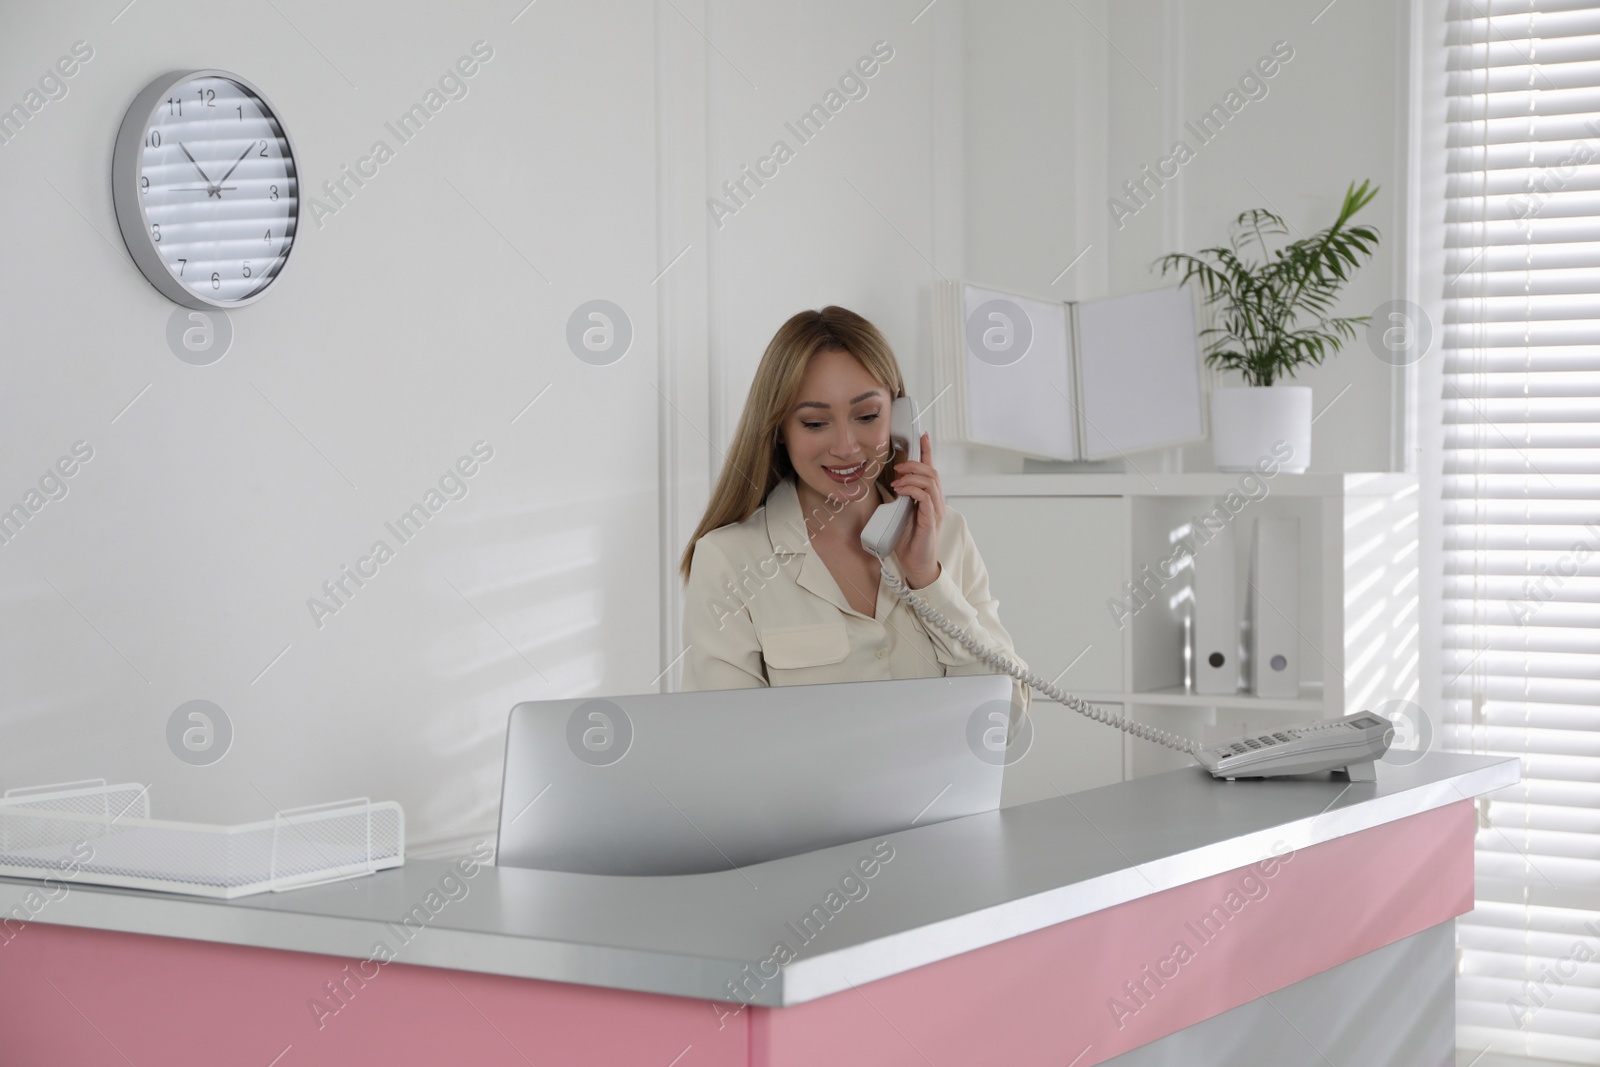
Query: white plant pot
1209,386,1311,473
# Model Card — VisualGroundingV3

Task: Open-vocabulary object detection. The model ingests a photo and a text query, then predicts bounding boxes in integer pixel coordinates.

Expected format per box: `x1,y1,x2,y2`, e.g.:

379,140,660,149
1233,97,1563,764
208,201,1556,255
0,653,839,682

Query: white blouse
681,475,1031,717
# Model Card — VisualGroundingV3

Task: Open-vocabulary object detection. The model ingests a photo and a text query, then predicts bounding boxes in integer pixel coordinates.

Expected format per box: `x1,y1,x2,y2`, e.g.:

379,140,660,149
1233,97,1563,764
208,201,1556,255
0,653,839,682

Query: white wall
700,2,965,460
0,0,1414,856
0,0,663,854
1127,0,1411,475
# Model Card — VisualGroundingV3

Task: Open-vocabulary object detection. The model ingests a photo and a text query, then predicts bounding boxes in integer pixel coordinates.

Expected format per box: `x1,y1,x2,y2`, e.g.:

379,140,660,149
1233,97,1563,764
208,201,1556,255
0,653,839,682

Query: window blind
1442,1,1600,1061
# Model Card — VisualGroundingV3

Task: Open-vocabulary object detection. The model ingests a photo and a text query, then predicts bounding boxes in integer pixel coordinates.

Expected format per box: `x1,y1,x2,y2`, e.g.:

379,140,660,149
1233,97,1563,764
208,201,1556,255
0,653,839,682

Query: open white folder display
934,279,1206,461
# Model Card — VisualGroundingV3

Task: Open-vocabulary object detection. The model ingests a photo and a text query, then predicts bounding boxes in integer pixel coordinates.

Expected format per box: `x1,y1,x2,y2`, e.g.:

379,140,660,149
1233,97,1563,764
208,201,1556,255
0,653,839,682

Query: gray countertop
1,753,1518,1006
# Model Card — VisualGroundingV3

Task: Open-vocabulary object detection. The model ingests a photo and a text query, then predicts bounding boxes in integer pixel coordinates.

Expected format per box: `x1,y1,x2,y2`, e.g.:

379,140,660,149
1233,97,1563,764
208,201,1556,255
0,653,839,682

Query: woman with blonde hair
680,306,1030,717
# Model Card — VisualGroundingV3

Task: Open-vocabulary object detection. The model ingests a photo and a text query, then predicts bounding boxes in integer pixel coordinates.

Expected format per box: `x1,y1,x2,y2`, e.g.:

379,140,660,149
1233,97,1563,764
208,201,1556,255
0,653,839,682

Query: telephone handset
861,396,921,559
862,395,1396,781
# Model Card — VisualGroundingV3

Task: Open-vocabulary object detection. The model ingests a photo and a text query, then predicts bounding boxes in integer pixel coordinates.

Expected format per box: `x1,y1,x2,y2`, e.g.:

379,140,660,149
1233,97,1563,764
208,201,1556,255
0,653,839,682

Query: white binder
1249,517,1300,699
934,280,1077,460
1191,521,1238,695
1074,286,1205,460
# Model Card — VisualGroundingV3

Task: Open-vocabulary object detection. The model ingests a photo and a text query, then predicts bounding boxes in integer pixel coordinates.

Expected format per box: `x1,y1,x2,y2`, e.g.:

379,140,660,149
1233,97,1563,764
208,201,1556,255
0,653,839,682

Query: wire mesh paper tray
0,780,404,899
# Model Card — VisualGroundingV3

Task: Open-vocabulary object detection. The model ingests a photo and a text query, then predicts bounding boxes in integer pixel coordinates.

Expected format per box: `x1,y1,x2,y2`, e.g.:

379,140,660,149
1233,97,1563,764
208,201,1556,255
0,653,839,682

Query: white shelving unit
945,472,1419,806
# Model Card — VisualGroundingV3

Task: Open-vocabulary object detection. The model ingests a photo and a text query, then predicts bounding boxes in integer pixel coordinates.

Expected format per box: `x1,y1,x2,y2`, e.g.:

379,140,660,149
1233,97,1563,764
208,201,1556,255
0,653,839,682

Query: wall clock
112,70,298,309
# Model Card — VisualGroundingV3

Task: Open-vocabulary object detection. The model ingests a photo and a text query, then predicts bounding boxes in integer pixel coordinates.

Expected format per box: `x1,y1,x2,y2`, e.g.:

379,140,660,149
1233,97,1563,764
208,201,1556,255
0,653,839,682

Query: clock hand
177,143,218,196
214,142,257,190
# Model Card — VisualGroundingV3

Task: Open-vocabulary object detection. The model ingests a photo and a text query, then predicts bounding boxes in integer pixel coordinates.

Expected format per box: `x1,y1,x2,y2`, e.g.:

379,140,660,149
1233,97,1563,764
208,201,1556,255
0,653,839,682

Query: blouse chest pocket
758,621,851,685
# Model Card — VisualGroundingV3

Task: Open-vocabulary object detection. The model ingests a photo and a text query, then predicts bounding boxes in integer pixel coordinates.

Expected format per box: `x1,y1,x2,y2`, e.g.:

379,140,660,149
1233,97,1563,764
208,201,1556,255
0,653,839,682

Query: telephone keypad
1199,711,1396,779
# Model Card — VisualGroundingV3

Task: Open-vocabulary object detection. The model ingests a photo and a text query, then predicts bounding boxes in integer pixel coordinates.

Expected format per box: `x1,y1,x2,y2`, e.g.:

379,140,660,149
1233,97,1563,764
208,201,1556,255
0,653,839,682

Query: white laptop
495,673,1014,876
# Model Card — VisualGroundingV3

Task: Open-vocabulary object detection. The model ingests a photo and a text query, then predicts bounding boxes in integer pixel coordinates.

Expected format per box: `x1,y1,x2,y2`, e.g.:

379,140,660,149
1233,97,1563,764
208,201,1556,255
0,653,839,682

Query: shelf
949,479,1416,790
1125,684,1324,713
944,472,1416,499
1036,685,1324,714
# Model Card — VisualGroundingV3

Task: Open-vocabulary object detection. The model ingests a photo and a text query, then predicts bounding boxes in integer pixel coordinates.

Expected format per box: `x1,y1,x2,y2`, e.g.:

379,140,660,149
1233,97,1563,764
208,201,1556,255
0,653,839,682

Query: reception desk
0,752,1517,1066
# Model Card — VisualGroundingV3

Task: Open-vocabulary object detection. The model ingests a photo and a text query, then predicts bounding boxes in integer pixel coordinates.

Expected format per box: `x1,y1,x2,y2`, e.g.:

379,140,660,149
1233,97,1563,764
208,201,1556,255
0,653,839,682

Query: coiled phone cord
880,569,1202,758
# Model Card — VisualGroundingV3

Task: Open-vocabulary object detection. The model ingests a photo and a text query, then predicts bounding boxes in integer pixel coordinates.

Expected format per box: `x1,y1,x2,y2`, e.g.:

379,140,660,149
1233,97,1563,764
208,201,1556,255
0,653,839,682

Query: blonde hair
679,306,906,583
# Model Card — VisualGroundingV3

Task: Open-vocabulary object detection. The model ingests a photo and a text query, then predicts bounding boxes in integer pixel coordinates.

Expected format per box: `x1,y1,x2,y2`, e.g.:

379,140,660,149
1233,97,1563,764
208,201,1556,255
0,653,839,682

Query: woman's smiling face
781,347,891,504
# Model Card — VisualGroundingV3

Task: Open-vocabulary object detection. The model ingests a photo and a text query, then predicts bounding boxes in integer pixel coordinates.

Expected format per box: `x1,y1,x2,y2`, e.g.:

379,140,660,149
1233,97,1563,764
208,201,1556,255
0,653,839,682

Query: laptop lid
495,673,1014,876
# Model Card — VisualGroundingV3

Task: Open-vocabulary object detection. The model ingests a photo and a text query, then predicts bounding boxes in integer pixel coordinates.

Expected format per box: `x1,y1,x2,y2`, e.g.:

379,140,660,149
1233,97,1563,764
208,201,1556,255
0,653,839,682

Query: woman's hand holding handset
890,432,944,590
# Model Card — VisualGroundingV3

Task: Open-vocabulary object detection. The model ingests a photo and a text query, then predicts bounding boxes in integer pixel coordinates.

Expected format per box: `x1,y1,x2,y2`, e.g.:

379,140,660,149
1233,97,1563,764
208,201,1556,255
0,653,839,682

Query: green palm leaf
1154,180,1381,386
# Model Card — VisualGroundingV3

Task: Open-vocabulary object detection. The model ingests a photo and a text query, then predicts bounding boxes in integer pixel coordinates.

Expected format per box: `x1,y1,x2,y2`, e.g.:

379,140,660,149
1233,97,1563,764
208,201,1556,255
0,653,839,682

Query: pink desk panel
0,801,1473,1067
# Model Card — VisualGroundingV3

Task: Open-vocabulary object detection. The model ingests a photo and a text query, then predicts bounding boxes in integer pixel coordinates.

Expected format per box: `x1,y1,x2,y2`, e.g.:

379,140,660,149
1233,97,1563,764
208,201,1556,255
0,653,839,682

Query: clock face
114,71,298,308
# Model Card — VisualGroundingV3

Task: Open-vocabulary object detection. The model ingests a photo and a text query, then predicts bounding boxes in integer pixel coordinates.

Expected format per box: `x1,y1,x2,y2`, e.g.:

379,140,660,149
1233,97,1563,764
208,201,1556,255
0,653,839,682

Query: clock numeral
165,96,182,117
242,262,252,278
177,259,186,276
258,140,269,157
196,87,215,107
264,229,272,242
236,105,243,121
147,130,161,148
140,176,149,195
150,223,160,243
210,272,221,290
269,185,278,202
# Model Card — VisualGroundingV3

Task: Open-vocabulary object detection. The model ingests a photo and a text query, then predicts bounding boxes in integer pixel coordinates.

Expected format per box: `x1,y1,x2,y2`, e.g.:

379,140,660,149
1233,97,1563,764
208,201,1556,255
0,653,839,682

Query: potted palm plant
1155,180,1380,472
